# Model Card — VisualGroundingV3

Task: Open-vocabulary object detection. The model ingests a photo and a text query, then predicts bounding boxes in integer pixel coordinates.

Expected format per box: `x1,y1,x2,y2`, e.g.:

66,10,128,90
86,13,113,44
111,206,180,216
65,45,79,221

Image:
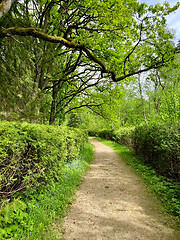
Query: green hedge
0,141,94,240
89,128,135,147
89,123,179,181
88,129,113,140
112,127,134,147
0,121,87,202
133,124,179,181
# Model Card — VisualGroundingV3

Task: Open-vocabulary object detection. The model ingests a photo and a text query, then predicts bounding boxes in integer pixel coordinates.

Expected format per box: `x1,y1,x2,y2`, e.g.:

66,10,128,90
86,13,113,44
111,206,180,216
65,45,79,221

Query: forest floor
59,139,179,240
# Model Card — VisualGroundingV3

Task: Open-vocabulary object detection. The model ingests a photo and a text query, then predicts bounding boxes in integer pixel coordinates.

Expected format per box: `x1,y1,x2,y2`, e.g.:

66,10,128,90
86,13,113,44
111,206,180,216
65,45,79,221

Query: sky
139,0,180,42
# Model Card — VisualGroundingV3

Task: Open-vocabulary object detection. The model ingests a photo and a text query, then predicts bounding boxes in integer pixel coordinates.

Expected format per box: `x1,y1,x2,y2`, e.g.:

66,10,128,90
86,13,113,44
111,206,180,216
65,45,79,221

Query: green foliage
67,112,82,128
84,54,180,129
112,127,135,147
0,139,93,239
0,121,88,201
97,138,180,219
133,123,180,180
67,108,110,132
89,129,113,140
0,199,28,239
145,55,180,125
1,0,179,124
88,127,135,146
79,141,94,164
89,123,179,181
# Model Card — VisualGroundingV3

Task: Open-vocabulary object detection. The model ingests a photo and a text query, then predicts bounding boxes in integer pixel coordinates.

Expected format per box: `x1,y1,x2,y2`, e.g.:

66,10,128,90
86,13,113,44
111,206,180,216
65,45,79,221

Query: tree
137,74,148,124
1,0,179,79
0,0,180,124
0,0,15,18
145,54,180,124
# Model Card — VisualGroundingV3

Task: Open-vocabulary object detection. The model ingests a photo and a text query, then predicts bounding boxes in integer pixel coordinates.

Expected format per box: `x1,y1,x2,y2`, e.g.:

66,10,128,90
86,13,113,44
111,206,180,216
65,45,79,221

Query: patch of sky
138,0,180,42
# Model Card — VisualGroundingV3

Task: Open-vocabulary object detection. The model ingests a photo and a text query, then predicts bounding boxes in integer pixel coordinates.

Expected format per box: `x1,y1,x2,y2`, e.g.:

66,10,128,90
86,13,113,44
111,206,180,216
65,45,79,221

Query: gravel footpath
61,139,179,240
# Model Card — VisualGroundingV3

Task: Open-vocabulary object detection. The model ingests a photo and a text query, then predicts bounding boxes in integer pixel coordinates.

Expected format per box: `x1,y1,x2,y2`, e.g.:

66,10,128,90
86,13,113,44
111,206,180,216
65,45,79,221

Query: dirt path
61,139,179,240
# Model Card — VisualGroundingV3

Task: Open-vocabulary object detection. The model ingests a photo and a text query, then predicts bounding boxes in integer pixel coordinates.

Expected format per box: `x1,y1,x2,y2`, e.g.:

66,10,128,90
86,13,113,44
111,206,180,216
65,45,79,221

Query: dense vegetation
0,121,93,239
0,121,87,201
0,0,180,124
0,0,180,237
89,123,180,182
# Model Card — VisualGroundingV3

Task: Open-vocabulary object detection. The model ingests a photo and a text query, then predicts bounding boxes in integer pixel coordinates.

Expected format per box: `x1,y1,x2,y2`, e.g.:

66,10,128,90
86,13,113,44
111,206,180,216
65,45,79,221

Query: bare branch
123,20,144,75
65,103,102,114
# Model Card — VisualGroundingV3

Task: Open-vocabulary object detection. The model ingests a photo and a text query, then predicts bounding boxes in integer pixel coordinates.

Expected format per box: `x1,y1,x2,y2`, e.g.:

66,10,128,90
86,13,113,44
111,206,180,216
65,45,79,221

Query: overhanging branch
0,27,174,82
65,103,102,114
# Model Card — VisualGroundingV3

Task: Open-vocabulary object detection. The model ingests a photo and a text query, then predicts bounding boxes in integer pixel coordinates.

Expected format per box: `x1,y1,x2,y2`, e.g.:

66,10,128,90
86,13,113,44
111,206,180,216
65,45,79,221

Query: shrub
0,141,94,240
0,121,88,202
89,124,179,181
0,199,28,239
112,127,134,148
133,123,180,181
88,129,114,140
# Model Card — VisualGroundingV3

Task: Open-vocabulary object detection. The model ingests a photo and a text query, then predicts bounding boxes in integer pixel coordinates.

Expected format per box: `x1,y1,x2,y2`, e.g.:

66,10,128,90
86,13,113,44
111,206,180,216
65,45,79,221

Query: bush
112,127,134,148
0,141,94,240
133,123,180,181
88,129,114,140
0,199,28,239
89,124,179,181
0,121,88,201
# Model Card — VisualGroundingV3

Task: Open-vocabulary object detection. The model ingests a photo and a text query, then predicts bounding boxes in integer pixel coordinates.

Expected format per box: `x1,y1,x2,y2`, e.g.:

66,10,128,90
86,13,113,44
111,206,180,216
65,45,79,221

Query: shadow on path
61,139,179,240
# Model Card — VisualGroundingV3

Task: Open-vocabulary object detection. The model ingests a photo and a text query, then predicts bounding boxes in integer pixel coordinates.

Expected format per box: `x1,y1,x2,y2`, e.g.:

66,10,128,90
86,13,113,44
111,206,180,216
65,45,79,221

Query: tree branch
0,27,175,83
65,103,102,114
123,20,144,75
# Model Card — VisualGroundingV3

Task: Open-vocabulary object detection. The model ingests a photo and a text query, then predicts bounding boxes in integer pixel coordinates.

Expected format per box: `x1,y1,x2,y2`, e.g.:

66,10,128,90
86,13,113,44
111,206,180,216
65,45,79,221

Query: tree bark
0,0,15,18
0,27,169,83
138,74,148,124
49,82,58,125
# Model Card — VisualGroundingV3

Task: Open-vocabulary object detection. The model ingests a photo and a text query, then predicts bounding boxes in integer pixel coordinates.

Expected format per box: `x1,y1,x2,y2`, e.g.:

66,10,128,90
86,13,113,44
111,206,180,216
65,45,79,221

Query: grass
0,141,94,240
94,137,180,224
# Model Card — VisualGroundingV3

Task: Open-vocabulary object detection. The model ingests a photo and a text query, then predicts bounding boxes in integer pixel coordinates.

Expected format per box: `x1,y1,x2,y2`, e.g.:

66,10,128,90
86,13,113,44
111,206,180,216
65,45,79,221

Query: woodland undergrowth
0,121,93,239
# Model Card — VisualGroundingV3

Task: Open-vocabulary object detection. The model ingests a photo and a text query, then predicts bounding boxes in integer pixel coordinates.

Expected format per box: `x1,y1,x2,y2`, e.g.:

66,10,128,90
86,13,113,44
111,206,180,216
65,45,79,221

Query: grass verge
94,137,180,225
0,141,94,240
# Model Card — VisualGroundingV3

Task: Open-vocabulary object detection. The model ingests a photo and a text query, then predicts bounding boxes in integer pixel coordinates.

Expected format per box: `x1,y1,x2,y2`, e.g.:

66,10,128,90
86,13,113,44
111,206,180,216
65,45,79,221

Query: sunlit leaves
0,0,179,124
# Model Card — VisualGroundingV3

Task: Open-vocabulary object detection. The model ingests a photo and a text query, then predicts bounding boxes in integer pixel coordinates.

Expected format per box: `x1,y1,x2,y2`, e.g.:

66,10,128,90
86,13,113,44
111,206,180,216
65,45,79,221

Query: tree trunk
154,78,160,111
138,75,148,124
49,83,58,125
0,0,15,18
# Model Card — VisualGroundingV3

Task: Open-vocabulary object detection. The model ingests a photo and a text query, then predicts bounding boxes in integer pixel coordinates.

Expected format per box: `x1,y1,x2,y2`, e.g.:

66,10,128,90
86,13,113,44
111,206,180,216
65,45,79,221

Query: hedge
89,123,180,181
133,124,179,181
0,121,88,202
